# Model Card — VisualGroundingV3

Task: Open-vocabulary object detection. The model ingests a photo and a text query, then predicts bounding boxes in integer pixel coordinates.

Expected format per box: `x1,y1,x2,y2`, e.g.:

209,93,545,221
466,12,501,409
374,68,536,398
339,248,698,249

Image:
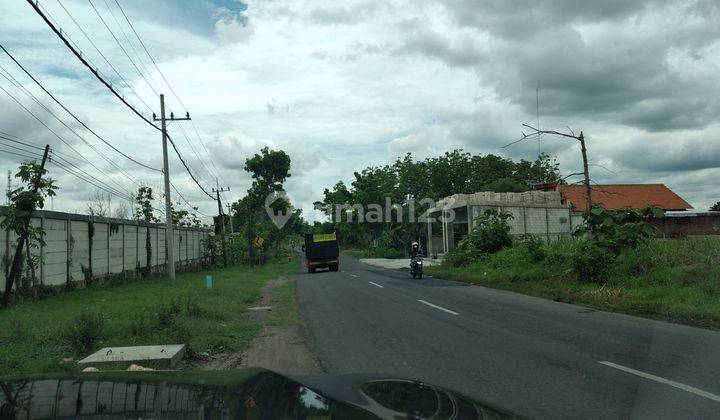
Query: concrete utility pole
226,202,234,234
578,131,592,211
213,179,230,268
153,94,190,280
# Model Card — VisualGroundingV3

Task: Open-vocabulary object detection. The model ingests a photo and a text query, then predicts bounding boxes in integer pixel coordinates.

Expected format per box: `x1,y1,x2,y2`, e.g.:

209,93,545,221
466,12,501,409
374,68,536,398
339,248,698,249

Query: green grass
270,277,299,326
427,237,720,329
0,259,297,376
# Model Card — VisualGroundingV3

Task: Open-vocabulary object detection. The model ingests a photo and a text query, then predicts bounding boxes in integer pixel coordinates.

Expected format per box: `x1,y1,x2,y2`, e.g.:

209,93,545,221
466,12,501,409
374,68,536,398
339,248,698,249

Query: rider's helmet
411,241,419,253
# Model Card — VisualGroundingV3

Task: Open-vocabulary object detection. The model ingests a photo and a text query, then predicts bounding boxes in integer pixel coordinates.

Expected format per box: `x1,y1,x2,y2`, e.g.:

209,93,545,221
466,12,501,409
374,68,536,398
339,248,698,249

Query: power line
112,0,229,187
113,0,185,111
0,148,43,161
101,0,160,93
0,42,160,172
27,0,214,200
52,154,130,198
27,0,158,128
53,0,153,114
0,83,134,197
86,0,159,97
170,180,209,217
0,65,139,191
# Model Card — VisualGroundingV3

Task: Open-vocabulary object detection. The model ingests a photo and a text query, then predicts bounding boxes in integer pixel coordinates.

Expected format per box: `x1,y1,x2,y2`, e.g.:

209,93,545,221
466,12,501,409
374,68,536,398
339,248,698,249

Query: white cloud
1,0,719,220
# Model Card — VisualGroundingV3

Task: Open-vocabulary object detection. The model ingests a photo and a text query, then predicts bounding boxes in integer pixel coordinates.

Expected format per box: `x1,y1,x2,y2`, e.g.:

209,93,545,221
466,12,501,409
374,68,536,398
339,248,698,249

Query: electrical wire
112,0,229,187
0,83,134,197
0,65,139,192
0,148,43,161
0,42,160,172
86,0,159,97
27,0,215,199
53,0,153,114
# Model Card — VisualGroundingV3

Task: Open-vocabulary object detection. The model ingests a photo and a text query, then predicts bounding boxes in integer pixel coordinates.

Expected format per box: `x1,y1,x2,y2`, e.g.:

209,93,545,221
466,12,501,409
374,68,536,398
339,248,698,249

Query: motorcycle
410,255,423,279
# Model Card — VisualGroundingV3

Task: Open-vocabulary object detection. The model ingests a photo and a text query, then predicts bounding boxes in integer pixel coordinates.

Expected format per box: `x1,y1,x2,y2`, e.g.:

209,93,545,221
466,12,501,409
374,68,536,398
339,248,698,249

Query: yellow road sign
253,236,264,247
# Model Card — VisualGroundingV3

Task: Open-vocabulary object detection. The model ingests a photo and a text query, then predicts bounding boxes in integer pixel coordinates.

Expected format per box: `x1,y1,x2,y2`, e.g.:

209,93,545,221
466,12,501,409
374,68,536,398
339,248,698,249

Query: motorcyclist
410,241,420,259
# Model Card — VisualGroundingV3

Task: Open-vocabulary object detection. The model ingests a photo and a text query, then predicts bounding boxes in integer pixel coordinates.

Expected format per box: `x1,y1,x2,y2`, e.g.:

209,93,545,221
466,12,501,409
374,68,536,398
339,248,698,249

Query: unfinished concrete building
426,191,582,255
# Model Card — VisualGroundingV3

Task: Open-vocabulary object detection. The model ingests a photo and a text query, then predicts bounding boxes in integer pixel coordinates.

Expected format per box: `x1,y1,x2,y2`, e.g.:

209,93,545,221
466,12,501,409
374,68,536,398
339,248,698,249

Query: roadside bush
517,235,546,262
156,297,183,327
446,208,513,266
64,310,105,354
366,230,405,258
571,241,614,284
571,206,663,283
184,292,202,317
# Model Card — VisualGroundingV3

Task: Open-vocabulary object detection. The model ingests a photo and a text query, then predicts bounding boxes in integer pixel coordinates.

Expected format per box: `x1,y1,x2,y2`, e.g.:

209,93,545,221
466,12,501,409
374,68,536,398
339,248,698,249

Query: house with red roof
534,184,693,213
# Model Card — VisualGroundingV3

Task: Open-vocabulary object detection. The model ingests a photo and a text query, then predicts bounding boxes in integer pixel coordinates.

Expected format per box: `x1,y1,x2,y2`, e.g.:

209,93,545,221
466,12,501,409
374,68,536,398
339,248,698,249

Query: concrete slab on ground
78,344,186,369
359,257,443,270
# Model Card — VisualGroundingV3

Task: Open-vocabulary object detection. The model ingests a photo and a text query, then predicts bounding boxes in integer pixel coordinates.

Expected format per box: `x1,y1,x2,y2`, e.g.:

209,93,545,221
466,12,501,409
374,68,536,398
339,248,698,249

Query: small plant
130,313,151,337
517,235,546,262
156,298,182,327
64,310,105,354
184,292,202,317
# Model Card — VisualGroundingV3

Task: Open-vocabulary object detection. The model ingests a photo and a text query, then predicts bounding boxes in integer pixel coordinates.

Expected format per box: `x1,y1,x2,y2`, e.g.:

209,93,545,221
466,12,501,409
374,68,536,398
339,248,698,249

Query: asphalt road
296,255,720,419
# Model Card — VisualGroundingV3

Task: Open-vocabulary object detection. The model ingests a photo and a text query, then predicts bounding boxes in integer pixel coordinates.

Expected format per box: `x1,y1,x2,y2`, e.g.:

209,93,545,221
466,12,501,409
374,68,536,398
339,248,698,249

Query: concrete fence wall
1,208,210,289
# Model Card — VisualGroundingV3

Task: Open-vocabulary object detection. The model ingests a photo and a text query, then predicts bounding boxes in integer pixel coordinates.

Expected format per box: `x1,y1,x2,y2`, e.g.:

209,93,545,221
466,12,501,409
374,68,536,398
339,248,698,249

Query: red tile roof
554,184,693,212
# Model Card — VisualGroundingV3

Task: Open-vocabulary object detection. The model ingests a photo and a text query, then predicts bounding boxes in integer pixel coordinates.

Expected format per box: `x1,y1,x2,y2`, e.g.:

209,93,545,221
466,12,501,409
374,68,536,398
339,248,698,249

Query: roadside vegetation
428,207,720,329
313,149,563,256
0,258,297,376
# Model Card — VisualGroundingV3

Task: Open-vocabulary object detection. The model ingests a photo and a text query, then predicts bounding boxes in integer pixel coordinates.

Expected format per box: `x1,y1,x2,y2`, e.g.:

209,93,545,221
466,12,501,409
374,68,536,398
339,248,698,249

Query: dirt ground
195,275,322,375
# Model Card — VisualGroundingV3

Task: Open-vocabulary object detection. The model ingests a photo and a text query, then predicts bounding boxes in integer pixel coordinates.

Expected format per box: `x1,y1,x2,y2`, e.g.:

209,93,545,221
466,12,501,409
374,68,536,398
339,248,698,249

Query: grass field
426,237,720,329
0,259,297,376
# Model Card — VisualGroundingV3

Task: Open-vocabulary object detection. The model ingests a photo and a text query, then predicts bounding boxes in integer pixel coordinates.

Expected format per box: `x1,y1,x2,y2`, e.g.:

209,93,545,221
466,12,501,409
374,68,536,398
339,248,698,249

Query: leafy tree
1,160,58,308
711,202,720,212
134,186,159,222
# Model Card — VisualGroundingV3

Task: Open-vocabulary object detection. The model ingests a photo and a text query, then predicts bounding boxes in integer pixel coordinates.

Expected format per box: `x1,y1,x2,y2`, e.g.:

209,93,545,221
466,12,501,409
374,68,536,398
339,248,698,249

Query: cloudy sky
1,0,719,222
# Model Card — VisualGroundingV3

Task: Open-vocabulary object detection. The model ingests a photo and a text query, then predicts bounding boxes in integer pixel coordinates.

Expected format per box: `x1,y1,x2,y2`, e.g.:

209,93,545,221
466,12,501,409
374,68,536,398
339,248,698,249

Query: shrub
517,235,546,263
574,206,663,255
445,208,513,266
130,313,151,337
64,310,105,354
184,292,202,317
571,242,614,284
156,298,182,327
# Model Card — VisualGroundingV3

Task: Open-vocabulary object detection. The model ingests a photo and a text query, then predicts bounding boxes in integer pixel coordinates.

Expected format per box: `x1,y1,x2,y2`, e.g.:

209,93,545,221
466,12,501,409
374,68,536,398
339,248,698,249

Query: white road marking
368,281,384,288
417,299,459,316
599,361,720,403
349,274,358,278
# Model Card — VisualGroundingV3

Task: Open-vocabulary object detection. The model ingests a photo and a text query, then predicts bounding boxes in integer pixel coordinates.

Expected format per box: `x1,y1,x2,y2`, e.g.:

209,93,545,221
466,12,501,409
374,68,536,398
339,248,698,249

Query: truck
303,232,339,273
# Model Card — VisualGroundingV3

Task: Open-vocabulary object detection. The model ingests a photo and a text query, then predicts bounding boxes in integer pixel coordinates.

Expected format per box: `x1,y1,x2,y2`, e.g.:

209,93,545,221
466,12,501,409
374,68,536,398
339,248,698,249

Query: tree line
313,150,563,255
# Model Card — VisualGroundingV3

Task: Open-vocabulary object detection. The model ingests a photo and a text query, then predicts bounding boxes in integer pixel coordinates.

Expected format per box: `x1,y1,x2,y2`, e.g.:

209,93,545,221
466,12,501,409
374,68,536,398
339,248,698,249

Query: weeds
64,310,105,354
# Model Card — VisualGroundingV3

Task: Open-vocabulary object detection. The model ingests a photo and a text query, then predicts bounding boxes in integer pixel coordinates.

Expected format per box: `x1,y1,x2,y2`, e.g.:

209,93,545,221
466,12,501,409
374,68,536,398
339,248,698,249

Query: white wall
0,209,210,288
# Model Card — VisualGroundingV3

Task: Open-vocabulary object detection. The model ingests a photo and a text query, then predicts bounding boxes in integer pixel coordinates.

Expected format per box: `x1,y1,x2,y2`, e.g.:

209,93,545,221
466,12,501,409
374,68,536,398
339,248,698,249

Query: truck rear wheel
330,264,339,272
308,267,316,273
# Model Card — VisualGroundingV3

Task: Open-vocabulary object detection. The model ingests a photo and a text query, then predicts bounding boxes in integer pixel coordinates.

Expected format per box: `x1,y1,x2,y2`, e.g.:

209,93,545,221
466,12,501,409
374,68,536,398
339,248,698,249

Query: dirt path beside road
197,275,322,375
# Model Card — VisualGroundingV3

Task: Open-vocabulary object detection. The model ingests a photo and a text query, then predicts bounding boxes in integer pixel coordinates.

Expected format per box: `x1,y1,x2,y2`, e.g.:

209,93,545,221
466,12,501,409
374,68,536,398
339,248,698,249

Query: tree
112,202,130,219
133,186,159,273
133,186,159,223
711,202,720,212
1,160,57,308
86,190,111,217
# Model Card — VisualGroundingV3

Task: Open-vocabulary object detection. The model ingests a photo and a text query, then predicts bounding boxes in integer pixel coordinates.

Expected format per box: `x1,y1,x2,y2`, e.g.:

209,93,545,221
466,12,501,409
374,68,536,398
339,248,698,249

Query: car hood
0,369,521,419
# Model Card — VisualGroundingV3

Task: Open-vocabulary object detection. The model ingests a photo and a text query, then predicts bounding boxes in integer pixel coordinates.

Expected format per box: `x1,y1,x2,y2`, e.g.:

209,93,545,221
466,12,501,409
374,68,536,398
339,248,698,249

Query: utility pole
153,94,190,280
505,124,592,210
5,170,10,278
226,203,234,234
213,179,230,268
578,131,592,210
1,145,50,309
